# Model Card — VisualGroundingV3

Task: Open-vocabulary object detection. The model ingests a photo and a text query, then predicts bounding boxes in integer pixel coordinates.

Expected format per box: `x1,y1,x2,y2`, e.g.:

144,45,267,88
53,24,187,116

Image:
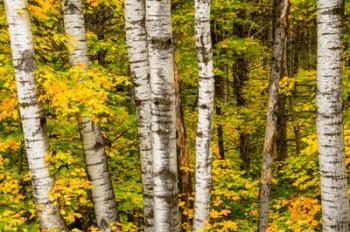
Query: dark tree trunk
214,66,228,160
174,62,192,228
276,32,288,162
288,28,301,155
234,55,251,170
276,95,287,161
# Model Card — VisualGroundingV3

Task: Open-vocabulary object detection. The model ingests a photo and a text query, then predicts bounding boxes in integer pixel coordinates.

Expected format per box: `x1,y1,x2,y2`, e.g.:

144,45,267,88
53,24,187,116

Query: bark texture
174,62,192,227
317,0,350,231
193,0,215,230
124,0,154,230
62,1,118,230
258,0,289,231
145,0,179,231
4,0,67,230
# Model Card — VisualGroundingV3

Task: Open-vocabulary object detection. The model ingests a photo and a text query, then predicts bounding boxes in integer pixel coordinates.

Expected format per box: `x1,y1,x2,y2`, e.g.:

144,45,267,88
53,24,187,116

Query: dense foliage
1,0,350,231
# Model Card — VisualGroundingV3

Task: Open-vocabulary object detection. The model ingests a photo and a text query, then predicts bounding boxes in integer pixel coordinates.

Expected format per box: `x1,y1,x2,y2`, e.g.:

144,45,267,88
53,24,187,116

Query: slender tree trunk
62,1,118,230
211,19,227,161
124,0,154,230
233,12,252,170
4,1,67,230
289,29,301,155
317,0,350,231
276,32,288,162
174,62,192,227
234,56,251,170
193,0,215,230
258,0,289,231
214,70,227,160
145,0,178,231
276,97,287,161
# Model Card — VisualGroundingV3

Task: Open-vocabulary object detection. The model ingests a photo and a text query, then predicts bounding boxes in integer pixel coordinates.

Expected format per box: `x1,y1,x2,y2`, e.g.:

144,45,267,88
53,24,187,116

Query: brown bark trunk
276,96,287,161
276,34,288,162
174,62,192,228
232,10,253,170
258,0,290,231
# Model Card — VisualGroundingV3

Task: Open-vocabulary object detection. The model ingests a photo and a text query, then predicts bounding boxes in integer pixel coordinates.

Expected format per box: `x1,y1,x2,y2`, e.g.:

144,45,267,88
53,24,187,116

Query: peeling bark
62,1,118,230
193,0,215,230
4,0,67,230
124,0,154,230
145,0,179,231
317,0,350,231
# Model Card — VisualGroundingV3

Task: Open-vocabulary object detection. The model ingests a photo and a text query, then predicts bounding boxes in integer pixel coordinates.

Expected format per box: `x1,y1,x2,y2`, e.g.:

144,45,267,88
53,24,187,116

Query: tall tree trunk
193,0,215,230
215,70,227,160
124,0,154,230
233,11,252,170
4,1,67,230
174,62,192,227
289,28,301,155
145,0,178,231
62,1,118,230
276,98,287,161
317,0,350,230
276,31,288,162
234,56,251,170
258,0,289,231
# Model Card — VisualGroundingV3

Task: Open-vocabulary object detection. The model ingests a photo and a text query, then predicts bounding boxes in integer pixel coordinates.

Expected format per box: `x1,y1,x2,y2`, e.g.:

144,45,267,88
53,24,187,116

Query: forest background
1,0,350,231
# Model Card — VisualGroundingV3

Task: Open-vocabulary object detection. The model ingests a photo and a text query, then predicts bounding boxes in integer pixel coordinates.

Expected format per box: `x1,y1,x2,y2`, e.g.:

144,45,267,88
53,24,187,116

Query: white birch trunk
124,0,154,231
4,0,67,230
62,1,118,230
145,0,178,231
317,0,350,231
193,0,215,230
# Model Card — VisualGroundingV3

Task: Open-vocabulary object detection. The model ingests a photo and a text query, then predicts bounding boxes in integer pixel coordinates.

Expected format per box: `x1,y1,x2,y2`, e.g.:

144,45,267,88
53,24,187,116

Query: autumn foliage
1,0,350,231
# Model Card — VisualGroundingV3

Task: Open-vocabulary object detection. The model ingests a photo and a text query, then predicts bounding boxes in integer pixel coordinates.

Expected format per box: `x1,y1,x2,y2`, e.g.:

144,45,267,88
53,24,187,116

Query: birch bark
145,0,178,230
124,0,154,230
4,0,67,230
317,0,350,231
193,0,215,230
62,1,118,230
258,0,289,231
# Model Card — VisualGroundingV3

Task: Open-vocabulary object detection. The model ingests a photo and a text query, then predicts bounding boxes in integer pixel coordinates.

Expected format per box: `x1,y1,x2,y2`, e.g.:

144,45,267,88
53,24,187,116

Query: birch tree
145,0,178,230
62,0,118,230
258,0,289,231
4,0,67,230
124,0,154,230
193,0,215,230
317,0,350,230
